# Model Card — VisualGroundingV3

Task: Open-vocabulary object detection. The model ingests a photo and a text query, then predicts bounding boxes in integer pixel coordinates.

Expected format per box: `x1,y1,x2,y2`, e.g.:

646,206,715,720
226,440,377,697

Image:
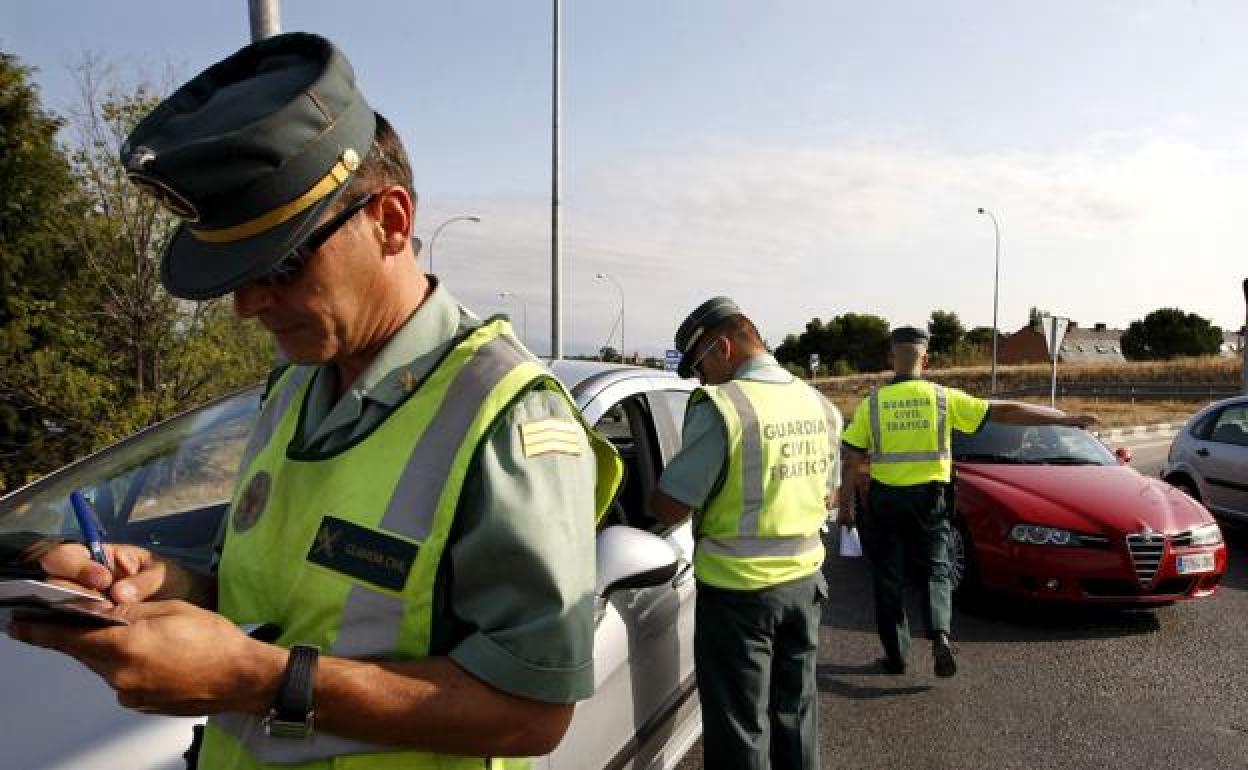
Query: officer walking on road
8,32,621,769
652,297,841,770
840,326,1096,677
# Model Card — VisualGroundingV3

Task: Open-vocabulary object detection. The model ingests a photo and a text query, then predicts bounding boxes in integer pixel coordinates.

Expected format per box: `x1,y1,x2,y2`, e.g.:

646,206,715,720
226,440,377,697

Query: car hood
956,462,1214,535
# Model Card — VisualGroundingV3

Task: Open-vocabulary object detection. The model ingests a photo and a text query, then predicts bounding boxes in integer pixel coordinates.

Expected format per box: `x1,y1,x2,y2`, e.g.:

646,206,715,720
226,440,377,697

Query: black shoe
933,634,958,678
876,656,907,675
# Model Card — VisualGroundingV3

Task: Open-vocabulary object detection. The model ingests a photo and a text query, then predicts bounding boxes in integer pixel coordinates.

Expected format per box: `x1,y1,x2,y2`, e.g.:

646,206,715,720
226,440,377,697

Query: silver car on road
1163,394,1248,524
0,361,700,770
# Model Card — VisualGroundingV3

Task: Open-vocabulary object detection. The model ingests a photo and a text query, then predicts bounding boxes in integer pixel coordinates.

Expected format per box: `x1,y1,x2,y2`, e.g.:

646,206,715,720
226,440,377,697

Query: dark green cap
891,326,929,345
674,297,743,378
122,32,377,300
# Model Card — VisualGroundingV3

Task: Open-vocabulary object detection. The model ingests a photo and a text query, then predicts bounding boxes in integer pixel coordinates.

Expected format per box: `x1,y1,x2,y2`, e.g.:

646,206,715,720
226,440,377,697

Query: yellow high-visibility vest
693,378,838,590
200,319,621,770
863,379,953,486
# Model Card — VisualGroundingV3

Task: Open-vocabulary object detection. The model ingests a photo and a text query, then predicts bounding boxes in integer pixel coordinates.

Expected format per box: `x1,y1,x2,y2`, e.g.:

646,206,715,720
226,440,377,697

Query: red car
949,423,1227,604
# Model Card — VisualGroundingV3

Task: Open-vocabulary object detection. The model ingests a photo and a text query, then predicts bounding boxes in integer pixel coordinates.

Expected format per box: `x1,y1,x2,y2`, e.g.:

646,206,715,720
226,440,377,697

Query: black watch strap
264,644,319,739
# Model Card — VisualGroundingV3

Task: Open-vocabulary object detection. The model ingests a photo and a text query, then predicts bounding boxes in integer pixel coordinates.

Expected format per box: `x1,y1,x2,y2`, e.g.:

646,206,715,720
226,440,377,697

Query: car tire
948,517,980,602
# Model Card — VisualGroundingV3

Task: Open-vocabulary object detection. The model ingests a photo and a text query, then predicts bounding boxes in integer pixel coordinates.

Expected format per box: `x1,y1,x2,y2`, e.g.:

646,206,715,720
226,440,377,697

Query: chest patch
232,471,271,533
306,516,419,592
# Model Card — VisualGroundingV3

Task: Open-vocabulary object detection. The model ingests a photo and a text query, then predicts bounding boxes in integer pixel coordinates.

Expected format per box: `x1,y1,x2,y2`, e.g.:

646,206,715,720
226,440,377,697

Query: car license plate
1177,553,1215,574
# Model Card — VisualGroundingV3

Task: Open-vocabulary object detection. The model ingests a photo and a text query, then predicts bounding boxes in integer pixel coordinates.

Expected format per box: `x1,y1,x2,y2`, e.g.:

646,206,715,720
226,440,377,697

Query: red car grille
1125,533,1166,586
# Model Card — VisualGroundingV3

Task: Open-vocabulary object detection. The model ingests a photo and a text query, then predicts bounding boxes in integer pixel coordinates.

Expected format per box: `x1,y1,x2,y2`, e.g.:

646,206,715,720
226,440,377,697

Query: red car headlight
1008,524,1082,546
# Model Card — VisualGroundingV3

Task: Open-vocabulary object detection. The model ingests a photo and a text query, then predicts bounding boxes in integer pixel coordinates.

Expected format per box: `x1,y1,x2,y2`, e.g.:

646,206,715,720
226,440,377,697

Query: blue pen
70,490,113,573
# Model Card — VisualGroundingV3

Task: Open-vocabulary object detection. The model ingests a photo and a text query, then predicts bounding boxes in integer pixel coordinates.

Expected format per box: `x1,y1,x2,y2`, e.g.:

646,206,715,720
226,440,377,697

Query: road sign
664,349,681,372
809,353,820,376
1040,315,1069,361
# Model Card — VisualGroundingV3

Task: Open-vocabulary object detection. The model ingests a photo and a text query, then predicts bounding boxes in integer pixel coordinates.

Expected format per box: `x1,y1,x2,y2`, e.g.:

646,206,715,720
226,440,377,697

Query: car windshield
0,389,261,571
953,423,1116,466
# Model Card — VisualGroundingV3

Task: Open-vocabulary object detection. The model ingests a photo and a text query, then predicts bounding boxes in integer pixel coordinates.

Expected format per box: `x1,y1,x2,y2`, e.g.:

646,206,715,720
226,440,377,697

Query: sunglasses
252,192,378,288
687,336,721,379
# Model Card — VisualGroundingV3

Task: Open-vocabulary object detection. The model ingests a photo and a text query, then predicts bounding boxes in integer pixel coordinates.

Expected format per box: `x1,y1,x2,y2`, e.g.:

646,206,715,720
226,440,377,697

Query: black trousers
861,481,952,665
694,572,826,770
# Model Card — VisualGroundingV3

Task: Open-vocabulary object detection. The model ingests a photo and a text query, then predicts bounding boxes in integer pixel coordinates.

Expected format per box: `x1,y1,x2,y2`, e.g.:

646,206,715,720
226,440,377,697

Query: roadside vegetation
818,356,1241,428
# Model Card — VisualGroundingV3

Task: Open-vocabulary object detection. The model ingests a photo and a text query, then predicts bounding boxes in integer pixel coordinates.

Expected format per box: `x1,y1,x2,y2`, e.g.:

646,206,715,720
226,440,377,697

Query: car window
954,422,1115,465
1208,405,1248,447
595,394,669,533
647,390,691,463
0,389,261,571
1189,409,1220,441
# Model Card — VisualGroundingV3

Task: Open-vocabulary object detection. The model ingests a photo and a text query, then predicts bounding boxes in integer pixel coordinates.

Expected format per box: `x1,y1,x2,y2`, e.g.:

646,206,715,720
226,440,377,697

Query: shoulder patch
519,418,584,458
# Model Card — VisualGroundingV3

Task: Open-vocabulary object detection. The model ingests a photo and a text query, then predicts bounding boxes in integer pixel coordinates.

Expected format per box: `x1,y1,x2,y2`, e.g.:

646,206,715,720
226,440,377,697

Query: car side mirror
1115,447,1132,464
595,525,680,598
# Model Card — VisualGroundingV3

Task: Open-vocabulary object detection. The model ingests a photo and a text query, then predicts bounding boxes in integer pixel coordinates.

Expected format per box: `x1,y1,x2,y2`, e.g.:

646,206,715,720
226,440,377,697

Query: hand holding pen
70,490,113,574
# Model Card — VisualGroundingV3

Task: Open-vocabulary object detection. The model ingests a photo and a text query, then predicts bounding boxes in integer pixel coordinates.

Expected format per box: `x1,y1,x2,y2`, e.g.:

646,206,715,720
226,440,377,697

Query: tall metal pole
248,0,281,41
427,215,480,275
499,291,529,348
1241,278,1248,395
550,0,563,359
977,208,1001,394
1050,316,1059,409
595,273,624,359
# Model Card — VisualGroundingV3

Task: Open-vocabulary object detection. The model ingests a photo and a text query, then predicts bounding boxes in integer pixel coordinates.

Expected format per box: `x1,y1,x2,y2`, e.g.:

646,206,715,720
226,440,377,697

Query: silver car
1163,394,1248,524
0,361,701,770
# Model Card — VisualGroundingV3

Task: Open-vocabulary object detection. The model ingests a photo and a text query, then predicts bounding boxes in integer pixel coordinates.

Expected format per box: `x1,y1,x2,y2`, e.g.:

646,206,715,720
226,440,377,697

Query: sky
4,0,1247,356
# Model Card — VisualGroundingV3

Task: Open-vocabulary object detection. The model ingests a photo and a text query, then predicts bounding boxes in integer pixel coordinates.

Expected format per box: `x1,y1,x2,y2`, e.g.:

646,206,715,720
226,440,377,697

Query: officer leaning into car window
839,326,1097,678
6,32,622,770
651,297,841,770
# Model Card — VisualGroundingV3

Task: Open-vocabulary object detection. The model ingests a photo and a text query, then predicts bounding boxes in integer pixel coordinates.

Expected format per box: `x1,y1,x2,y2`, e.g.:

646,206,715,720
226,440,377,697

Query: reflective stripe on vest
203,319,602,770
692,378,833,590
868,383,950,464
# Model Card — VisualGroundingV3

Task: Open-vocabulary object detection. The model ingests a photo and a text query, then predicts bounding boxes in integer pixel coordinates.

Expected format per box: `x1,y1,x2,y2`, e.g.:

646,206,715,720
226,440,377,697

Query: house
998,321,1126,365
1222,328,1245,357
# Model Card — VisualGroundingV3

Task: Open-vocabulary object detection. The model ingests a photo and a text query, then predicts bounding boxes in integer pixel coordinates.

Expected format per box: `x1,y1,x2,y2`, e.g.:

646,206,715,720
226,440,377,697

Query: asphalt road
676,434,1248,769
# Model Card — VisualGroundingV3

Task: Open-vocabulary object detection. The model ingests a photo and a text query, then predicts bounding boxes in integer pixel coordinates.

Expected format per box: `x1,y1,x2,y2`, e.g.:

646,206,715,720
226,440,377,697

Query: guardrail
992,382,1241,401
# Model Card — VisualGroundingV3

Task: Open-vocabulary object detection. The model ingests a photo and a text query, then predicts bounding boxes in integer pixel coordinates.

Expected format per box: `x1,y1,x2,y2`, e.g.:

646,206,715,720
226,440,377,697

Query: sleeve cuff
973,405,993,434
450,631,595,705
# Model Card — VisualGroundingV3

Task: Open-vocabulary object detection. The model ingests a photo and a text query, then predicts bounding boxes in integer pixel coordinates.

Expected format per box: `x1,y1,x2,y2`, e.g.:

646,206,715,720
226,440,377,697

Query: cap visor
160,184,349,300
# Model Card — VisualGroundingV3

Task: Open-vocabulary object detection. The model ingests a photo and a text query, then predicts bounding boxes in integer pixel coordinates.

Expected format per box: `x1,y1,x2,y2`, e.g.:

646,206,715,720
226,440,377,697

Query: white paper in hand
838,526,863,558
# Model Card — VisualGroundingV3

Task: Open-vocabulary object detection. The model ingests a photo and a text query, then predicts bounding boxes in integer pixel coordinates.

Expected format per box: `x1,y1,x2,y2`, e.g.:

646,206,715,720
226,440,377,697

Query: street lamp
498,291,529,347
427,215,481,274
977,207,1002,394
595,272,625,360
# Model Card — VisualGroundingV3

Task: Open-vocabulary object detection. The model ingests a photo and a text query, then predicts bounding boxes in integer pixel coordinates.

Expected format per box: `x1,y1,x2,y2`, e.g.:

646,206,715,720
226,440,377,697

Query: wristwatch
263,644,319,739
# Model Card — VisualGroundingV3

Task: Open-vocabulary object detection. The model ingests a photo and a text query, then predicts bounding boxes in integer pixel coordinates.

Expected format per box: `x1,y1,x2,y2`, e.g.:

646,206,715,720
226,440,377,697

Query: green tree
927,310,965,355
0,52,90,490
1120,308,1222,360
0,57,272,491
965,326,996,350
775,312,890,373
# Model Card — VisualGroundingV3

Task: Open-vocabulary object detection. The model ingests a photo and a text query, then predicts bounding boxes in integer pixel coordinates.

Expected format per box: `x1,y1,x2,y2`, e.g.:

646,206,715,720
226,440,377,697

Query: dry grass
819,356,1242,429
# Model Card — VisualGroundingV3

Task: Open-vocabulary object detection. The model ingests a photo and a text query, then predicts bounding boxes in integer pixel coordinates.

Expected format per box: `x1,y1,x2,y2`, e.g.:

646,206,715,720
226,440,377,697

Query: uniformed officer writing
840,326,1096,677
652,298,840,770
7,33,620,770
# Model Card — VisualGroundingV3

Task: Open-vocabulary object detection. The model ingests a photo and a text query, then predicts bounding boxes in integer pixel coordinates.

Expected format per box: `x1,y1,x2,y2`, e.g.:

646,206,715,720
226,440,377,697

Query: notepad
0,579,128,627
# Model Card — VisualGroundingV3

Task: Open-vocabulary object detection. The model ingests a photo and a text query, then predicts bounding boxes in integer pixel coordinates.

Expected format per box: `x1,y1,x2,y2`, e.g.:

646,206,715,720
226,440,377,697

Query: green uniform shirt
285,280,598,702
659,355,842,509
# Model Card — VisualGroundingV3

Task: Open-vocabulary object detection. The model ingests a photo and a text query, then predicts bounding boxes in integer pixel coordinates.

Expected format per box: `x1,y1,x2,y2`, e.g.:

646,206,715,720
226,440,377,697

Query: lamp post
977,207,1002,394
248,0,280,40
498,291,529,347
427,215,480,274
1241,278,1247,395
595,272,625,360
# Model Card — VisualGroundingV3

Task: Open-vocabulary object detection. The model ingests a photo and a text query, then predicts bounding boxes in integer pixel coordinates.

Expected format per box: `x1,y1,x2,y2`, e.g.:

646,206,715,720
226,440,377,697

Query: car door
549,377,698,770
1196,403,1248,520
0,389,260,770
